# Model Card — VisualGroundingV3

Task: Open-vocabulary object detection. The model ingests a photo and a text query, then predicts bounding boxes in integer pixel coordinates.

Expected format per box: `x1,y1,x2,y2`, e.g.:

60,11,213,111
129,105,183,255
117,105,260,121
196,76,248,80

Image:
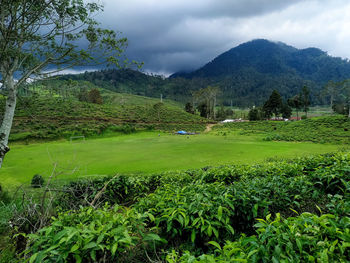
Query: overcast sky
94,0,350,76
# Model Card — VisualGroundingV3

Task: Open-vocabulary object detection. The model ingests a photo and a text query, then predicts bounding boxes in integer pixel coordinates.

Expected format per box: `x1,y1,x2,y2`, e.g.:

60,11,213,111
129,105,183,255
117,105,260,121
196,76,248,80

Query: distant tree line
248,86,310,121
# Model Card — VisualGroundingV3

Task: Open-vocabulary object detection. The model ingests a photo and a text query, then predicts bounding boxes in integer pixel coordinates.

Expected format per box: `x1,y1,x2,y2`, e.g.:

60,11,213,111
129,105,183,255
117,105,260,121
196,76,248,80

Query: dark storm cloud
93,0,350,75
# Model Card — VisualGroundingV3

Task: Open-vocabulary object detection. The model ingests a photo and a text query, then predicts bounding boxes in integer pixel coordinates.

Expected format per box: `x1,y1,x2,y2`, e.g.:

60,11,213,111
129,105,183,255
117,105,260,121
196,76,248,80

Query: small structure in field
221,118,248,123
176,131,198,135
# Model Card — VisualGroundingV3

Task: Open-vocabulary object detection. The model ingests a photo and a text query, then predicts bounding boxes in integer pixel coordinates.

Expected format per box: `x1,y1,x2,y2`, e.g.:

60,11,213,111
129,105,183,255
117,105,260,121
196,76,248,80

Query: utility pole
160,94,163,103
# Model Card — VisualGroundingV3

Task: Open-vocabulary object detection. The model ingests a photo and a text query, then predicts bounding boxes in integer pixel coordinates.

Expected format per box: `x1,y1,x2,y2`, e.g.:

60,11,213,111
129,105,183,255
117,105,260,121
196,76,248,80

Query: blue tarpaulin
177,131,187,135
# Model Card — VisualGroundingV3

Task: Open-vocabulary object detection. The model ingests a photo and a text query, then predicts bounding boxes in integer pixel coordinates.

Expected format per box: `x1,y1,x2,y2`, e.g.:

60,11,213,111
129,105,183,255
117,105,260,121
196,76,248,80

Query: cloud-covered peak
95,0,350,75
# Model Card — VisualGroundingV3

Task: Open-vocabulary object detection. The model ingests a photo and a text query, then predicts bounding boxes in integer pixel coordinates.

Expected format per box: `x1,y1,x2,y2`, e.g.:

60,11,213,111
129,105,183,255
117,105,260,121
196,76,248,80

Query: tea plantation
1,151,349,262
0,95,208,142
214,116,350,144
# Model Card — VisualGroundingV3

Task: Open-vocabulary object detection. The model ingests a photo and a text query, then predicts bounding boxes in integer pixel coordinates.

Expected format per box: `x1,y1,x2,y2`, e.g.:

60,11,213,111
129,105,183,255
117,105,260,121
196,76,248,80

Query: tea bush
19,151,350,262
170,212,350,262
24,205,165,263
215,116,350,144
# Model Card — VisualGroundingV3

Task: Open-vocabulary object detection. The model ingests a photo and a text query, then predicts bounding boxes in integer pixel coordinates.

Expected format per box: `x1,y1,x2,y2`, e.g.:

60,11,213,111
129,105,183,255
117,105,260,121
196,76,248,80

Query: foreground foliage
1,151,349,262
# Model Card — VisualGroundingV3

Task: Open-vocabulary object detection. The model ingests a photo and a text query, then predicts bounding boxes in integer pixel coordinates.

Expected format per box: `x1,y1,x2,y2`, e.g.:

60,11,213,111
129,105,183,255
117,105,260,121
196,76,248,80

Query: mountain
171,39,350,106
61,39,350,107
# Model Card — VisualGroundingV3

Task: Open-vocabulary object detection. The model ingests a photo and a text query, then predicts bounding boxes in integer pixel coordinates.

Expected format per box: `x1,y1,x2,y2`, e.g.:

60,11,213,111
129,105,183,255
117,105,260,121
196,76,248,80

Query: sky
94,0,350,76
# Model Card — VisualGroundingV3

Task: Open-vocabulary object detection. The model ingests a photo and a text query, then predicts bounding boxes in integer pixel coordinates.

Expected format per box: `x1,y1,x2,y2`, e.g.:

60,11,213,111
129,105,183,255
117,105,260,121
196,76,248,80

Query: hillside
1,88,208,142
171,39,350,106
62,40,350,107
58,69,193,103
214,115,350,144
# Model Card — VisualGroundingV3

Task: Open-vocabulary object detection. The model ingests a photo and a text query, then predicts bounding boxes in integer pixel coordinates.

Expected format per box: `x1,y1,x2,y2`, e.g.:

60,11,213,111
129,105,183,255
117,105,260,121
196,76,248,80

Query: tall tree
193,86,220,119
262,90,283,118
185,102,195,114
339,79,350,118
0,0,132,167
322,80,339,109
288,94,302,120
300,86,310,117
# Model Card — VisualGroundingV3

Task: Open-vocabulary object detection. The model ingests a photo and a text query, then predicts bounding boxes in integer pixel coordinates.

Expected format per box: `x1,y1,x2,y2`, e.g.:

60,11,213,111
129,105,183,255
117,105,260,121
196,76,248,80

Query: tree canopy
0,0,131,167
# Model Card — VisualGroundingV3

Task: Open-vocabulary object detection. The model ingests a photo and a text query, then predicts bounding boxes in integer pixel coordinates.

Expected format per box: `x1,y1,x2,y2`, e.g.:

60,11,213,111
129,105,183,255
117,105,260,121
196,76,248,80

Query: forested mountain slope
60,39,350,106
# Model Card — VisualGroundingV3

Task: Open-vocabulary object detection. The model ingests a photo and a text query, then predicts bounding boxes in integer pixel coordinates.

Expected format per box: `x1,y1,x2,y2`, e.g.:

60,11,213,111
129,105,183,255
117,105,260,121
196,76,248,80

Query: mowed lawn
0,132,340,187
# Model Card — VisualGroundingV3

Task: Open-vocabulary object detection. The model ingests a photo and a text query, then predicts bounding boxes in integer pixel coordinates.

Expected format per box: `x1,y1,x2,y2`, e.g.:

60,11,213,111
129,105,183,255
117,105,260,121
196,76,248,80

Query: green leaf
70,243,79,253
296,238,302,254
74,254,82,263
97,234,105,244
218,206,223,221
208,241,221,251
148,213,155,222
253,204,258,217
247,249,258,258
191,229,196,243
207,225,213,237
111,243,118,255
272,256,279,263
83,242,97,250
29,253,38,263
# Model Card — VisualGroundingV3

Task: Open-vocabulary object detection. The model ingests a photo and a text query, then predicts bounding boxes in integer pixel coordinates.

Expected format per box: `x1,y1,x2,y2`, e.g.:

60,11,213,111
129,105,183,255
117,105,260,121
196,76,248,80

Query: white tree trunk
0,75,17,168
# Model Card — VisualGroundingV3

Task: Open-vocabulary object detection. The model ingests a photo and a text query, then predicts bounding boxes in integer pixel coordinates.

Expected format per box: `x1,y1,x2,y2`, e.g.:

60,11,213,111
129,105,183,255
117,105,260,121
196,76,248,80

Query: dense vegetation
62,40,350,107
1,151,349,262
172,39,350,106
214,115,350,144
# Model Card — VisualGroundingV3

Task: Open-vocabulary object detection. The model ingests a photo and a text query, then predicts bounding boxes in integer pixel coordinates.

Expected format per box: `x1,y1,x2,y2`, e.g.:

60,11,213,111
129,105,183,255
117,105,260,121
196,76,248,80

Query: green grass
0,132,340,187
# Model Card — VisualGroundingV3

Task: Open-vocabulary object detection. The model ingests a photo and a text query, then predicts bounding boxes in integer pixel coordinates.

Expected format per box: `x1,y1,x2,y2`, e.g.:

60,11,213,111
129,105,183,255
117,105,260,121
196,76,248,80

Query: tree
216,105,227,120
300,86,310,117
339,79,350,118
262,90,283,118
281,103,292,119
288,94,302,120
88,88,103,104
185,102,195,114
322,80,339,109
248,107,262,121
193,86,220,119
0,0,132,167
197,102,208,118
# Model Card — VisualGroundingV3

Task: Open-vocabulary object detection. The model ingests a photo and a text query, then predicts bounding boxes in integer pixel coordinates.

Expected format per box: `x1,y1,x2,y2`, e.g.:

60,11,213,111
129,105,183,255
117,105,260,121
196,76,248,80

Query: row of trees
185,86,221,119
248,87,310,121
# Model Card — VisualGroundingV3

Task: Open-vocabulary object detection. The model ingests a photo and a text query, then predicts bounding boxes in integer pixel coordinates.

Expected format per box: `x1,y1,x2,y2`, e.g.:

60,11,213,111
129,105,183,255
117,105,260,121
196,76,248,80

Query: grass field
0,132,340,187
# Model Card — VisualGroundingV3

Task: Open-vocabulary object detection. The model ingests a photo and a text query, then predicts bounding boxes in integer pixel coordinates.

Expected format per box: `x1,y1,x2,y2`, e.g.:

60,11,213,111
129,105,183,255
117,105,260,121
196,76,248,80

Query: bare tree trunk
330,93,334,110
213,95,217,120
0,75,17,168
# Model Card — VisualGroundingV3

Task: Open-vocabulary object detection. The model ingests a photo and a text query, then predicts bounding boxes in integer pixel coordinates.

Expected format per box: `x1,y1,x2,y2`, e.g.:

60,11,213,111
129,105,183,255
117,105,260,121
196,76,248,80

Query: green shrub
31,174,44,188
24,205,165,263
172,212,350,262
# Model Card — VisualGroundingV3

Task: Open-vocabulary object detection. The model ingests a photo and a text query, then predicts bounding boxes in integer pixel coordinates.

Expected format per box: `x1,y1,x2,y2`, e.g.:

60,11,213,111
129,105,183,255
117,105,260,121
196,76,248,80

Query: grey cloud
91,0,350,75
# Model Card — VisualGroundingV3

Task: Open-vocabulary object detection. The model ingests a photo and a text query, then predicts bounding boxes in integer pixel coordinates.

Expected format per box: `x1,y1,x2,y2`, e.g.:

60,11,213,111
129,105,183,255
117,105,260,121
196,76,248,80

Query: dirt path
204,123,216,133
